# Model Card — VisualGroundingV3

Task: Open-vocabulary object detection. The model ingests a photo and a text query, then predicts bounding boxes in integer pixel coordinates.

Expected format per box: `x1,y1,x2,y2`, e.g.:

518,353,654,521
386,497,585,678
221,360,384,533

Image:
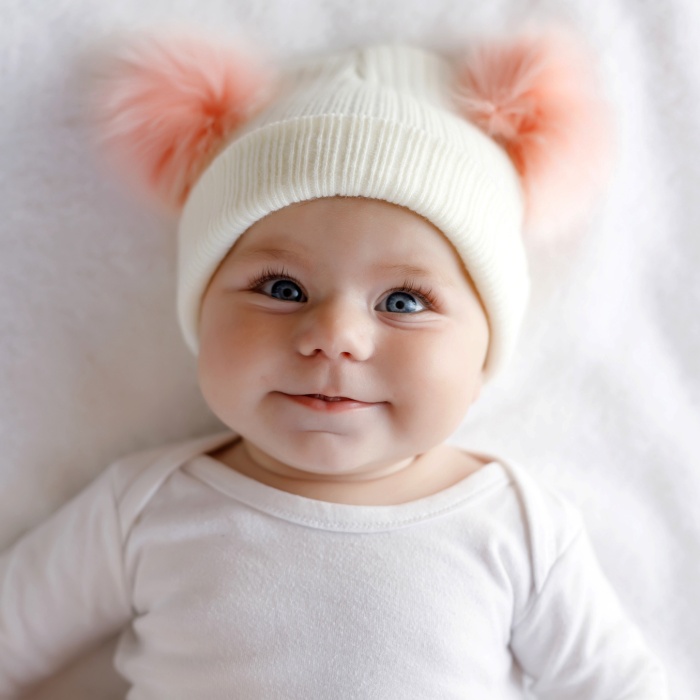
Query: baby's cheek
202,310,263,363
429,338,482,411
391,339,474,435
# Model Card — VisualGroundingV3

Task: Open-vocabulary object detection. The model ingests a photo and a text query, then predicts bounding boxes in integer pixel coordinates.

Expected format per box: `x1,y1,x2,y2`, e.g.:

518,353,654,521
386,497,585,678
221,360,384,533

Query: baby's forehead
230,198,459,266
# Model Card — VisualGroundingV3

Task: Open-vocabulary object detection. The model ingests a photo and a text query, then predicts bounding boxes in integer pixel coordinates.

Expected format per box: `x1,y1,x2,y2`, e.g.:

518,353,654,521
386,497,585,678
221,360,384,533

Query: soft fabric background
2,0,698,697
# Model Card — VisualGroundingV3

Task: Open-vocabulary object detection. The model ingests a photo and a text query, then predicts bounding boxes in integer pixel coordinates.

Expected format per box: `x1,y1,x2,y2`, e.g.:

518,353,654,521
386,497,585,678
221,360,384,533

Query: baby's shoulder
106,430,237,523
491,455,585,589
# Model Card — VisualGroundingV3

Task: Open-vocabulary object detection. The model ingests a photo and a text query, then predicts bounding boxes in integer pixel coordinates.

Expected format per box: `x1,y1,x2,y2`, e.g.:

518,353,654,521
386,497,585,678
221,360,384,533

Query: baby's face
198,197,488,478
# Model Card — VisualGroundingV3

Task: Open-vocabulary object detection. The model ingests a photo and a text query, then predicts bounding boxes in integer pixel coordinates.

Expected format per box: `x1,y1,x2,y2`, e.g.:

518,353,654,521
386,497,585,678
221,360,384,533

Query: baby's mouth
279,391,380,412
305,394,352,402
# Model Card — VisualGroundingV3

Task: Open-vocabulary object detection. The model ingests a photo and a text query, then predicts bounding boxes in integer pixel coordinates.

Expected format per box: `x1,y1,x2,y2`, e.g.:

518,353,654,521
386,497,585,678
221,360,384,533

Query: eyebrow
235,246,307,264
374,261,462,291
376,263,438,280
236,246,457,286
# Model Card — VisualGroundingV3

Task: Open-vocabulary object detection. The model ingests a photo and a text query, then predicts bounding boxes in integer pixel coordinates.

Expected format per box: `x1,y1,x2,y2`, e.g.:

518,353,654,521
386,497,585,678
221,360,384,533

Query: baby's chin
247,437,418,483
284,458,414,483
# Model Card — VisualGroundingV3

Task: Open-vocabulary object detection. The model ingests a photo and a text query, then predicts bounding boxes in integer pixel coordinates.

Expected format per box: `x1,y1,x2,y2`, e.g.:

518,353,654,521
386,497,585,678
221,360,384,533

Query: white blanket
1,1,698,698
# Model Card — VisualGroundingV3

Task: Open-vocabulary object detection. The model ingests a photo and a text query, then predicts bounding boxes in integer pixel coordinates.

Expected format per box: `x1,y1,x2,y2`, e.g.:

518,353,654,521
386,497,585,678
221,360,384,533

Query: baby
0,28,668,699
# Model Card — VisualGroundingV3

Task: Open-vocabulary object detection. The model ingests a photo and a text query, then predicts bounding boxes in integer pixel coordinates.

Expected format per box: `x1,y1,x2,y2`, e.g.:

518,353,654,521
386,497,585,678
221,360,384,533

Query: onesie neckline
184,446,510,533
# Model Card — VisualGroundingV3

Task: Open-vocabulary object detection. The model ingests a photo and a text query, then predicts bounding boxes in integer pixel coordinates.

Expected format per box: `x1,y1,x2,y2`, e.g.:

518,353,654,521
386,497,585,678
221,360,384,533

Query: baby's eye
376,291,427,314
258,278,307,303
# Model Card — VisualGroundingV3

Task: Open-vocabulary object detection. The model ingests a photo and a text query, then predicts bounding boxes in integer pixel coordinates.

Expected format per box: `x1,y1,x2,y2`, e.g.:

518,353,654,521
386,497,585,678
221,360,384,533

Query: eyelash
389,280,437,310
247,266,302,293
247,266,437,310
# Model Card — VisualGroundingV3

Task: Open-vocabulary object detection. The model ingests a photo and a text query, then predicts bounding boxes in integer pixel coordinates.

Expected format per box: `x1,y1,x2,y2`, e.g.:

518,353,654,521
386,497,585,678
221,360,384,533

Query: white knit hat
178,43,526,377
93,29,608,379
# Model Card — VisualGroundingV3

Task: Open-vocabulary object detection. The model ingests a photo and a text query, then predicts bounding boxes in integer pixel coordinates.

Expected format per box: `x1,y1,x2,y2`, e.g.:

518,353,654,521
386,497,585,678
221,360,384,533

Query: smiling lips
307,394,350,402
280,392,377,412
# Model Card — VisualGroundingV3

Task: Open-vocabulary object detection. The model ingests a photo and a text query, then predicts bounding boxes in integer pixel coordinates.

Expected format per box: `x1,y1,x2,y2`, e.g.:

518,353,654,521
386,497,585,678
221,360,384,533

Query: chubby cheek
197,306,274,416
386,330,484,441
197,331,236,423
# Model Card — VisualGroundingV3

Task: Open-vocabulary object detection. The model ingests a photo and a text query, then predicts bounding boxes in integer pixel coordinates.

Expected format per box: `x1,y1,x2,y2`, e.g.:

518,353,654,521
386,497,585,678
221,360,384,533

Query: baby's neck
208,440,488,506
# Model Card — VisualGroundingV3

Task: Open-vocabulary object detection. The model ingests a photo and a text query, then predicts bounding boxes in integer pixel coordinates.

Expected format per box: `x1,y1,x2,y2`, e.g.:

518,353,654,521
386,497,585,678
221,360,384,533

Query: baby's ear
86,27,277,213
452,28,612,242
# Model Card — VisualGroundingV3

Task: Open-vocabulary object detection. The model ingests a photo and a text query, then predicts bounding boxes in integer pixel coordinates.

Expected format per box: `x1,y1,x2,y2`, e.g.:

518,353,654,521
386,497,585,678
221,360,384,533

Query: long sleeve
0,464,133,698
509,525,668,699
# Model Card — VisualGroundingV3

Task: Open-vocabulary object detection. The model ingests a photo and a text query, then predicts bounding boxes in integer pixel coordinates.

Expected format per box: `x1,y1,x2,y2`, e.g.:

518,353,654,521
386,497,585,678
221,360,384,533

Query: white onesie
0,431,668,699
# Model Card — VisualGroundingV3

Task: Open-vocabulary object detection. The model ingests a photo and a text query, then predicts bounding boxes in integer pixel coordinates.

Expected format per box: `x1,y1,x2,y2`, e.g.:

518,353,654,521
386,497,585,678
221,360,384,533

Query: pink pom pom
89,29,276,212
453,29,612,240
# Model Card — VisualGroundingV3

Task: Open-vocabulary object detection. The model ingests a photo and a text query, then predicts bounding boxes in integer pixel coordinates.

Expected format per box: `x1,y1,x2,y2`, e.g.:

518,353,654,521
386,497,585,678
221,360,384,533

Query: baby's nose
294,298,374,361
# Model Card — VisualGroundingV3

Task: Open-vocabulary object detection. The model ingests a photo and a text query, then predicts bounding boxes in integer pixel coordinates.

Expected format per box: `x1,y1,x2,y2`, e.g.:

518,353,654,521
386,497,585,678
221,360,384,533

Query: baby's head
197,195,489,474
174,40,535,378
92,29,608,473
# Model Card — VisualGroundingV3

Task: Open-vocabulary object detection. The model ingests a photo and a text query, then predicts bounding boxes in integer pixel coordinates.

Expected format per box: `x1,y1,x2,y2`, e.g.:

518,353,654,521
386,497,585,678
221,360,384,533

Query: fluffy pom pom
453,29,611,240
88,29,276,212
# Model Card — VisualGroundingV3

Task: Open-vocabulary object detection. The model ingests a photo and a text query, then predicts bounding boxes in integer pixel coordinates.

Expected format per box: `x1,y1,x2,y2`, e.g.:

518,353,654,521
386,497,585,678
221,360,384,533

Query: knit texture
177,44,528,378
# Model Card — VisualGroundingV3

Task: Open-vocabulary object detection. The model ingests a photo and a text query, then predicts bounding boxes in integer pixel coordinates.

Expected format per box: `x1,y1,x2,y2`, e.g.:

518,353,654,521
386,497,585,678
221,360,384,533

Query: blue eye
378,291,427,314
260,278,306,302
